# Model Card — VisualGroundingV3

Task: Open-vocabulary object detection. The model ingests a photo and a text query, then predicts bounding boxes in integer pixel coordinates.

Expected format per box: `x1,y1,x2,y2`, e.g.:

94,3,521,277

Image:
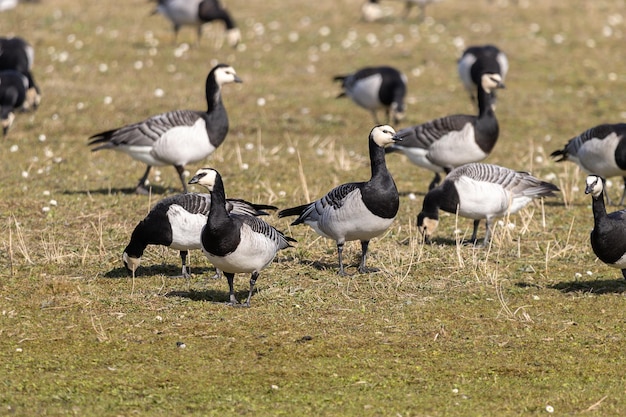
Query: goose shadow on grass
165,288,253,304
62,185,173,197
545,278,626,294
101,265,217,279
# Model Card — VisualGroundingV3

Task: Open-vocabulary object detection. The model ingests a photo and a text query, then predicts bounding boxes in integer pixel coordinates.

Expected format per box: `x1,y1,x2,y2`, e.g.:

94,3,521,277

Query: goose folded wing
238,215,296,249
396,114,476,149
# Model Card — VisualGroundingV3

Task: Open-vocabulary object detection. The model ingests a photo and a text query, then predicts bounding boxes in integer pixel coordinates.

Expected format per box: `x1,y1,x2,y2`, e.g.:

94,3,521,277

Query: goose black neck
205,72,223,114
369,138,390,180
592,192,607,223
208,174,230,221
477,84,495,118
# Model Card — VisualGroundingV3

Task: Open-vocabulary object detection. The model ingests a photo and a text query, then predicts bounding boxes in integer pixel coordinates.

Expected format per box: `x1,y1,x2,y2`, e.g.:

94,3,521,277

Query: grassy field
1,0,626,415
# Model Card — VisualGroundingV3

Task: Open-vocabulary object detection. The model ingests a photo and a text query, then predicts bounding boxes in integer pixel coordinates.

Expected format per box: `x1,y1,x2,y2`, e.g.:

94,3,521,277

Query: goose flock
5,1,626,308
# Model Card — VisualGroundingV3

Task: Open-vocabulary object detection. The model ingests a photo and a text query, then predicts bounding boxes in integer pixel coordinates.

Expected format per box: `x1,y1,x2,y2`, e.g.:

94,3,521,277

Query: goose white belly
349,74,383,109
167,205,205,250
427,123,487,167
314,191,395,243
397,147,445,173
159,0,202,24
151,119,214,165
203,225,278,273
455,177,511,219
578,133,625,177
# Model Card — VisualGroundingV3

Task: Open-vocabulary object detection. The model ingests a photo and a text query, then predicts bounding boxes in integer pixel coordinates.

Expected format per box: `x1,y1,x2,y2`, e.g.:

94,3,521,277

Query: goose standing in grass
278,125,401,275
123,193,277,278
153,0,241,47
333,66,407,125
585,175,626,279
88,64,242,195
188,168,295,307
385,72,505,190
417,163,560,246
0,70,28,136
457,44,508,105
551,123,626,206
0,36,41,111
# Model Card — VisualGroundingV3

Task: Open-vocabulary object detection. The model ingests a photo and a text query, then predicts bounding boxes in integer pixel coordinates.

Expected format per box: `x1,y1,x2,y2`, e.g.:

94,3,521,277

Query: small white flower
546,405,554,413
49,200,58,206
408,193,417,201
103,96,113,105
287,146,296,154
38,134,46,142
574,272,582,279
155,315,163,321
21,171,29,178
16,348,23,353
318,26,331,36
9,145,18,152
245,143,254,151
43,190,50,196
98,63,108,72
586,270,593,276
154,88,165,98
256,97,266,106
241,163,249,170
134,60,143,70
42,206,50,213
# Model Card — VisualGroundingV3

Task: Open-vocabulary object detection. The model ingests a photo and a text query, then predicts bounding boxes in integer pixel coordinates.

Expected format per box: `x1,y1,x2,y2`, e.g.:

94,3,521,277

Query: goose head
585,175,604,199
417,211,438,244
480,73,505,95
188,167,219,191
370,124,401,147
213,64,243,86
123,252,141,275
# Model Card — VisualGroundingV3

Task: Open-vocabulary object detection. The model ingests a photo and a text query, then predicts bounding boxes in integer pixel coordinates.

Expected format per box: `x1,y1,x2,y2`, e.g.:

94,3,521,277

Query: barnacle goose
361,0,442,22
153,0,241,47
188,168,295,307
585,175,626,279
334,66,407,125
385,72,504,190
0,36,41,111
88,64,241,195
278,125,401,275
457,44,508,105
123,193,277,278
551,123,626,206
0,70,28,136
417,163,560,246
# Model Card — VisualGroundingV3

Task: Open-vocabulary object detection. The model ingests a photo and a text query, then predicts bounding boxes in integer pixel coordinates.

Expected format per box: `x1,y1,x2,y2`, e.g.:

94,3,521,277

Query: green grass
1,0,626,415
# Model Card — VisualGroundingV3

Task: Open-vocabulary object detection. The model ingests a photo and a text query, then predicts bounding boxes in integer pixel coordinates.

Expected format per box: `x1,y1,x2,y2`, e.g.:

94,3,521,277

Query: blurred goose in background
334,66,407,125
551,123,626,206
585,175,626,279
88,64,242,195
153,0,241,47
188,168,295,307
0,36,41,111
278,125,400,276
0,70,28,136
385,72,504,190
458,44,508,105
361,0,442,22
123,192,277,278
417,163,560,246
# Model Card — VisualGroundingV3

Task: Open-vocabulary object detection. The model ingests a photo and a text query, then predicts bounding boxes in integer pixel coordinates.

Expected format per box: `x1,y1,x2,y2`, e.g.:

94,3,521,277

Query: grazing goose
385,72,504,190
417,163,560,246
457,44,508,105
88,64,242,195
153,0,241,47
334,66,407,125
551,123,626,206
188,168,295,307
584,175,626,279
0,36,41,111
123,193,277,278
278,125,401,275
0,70,28,136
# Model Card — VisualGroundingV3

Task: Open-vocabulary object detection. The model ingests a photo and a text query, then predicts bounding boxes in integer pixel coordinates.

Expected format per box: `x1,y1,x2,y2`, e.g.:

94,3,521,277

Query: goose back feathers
551,123,626,205
278,125,400,275
418,163,559,245
584,175,626,278
88,64,242,194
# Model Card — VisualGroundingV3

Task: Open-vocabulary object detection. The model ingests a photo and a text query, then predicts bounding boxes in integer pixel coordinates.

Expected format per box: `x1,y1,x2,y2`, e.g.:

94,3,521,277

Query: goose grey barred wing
162,193,213,215
395,115,476,148
320,182,361,209
237,214,296,249
450,163,559,197
228,199,277,216
88,110,202,149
